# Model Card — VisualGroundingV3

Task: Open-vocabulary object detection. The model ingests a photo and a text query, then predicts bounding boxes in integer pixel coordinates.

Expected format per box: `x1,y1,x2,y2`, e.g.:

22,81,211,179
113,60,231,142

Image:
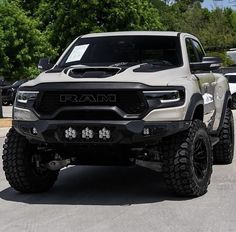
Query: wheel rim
193,136,208,180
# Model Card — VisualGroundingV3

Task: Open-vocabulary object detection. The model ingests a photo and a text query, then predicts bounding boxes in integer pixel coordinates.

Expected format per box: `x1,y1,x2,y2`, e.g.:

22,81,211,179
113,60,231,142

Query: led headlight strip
143,90,184,104
16,91,39,104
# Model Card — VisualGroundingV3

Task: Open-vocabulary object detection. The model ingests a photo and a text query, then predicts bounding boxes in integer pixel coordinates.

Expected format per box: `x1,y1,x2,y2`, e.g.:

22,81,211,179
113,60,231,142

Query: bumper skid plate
13,120,191,145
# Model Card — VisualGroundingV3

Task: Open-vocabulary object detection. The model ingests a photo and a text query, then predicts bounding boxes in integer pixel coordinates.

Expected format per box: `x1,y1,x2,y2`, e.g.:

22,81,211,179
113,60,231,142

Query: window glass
186,39,198,62
59,36,183,67
225,75,236,83
192,40,205,61
66,44,89,63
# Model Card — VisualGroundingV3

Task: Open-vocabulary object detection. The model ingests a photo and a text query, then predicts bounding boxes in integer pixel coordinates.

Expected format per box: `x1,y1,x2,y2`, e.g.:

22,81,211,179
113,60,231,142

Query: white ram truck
2,32,234,197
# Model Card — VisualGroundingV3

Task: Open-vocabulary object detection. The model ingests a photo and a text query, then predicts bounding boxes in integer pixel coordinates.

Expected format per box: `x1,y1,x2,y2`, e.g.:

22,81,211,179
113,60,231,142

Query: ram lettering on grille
60,94,117,103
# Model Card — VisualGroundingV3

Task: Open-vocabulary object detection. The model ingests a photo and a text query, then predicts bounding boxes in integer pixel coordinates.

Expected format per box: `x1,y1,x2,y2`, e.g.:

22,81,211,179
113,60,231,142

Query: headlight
16,91,39,104
14,90,39,121
13,107,38,121
143,89,185,106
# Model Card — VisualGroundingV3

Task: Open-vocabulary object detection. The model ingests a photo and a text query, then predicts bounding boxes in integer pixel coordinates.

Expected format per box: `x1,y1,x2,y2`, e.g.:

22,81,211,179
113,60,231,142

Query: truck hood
23,64,190,87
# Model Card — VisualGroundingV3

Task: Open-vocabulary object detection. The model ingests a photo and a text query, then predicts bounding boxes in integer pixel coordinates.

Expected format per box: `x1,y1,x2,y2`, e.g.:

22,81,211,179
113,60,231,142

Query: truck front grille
34,91,148,120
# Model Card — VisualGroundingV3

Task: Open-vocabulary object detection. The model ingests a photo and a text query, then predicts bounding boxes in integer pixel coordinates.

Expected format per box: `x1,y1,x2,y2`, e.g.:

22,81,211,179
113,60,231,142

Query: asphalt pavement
0,109,236,231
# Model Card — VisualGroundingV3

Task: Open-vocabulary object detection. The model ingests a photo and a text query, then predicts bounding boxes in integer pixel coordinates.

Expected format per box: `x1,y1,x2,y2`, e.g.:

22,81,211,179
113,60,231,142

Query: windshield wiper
109,62,139,67
142,59,173,66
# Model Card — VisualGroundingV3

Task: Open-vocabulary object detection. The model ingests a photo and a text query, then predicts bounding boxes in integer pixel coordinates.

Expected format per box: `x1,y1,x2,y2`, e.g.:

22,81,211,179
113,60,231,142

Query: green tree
201,8,236,50
0,1,56,80
174,2,209,37
164,2,236,49
173,0,203,11
36,0,164,53
150,0,204,31
150,1,236,64
11,0,41,16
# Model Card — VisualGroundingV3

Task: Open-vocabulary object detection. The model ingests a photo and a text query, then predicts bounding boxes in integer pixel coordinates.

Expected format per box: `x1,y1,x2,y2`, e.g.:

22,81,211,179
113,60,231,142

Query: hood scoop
65,67,121,78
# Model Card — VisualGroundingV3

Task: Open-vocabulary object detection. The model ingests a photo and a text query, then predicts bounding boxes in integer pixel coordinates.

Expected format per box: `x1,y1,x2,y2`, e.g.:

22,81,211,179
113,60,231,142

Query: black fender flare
184,93,204,121
216,90,232,135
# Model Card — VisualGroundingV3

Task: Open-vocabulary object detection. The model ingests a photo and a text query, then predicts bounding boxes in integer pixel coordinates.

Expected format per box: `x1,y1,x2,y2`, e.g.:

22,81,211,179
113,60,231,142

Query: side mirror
190,56,222,72
38,58,54,71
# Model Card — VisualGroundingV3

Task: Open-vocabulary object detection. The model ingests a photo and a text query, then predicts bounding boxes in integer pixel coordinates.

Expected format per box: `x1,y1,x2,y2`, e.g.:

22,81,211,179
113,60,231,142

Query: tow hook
46,157,76,171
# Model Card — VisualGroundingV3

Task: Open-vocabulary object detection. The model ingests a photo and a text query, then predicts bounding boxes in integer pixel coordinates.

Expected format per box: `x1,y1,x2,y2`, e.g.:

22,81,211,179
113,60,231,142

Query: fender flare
184,93,204,121
216,90,232,135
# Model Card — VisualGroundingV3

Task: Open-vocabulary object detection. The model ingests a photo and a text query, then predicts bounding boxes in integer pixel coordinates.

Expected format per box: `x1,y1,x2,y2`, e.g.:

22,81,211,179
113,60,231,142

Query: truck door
186,38,216,127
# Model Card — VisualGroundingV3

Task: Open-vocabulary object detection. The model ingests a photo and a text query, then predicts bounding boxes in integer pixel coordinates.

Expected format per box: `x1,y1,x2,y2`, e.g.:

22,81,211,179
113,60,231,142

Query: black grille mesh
34,91,148,120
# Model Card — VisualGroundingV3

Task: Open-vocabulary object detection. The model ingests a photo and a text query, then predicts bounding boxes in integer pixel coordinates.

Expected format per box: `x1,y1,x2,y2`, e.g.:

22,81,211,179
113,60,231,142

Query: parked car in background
0,77,10,87
224,73,236,108
1,79,27,106
227,48,236,64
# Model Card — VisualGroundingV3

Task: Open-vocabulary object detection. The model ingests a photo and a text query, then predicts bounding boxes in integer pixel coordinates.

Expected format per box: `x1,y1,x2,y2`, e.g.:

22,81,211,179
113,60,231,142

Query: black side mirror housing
38,58,55,71
190,56,222,72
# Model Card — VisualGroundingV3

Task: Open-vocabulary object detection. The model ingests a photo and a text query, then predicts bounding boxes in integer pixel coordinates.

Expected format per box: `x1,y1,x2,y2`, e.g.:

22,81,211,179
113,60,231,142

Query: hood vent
65,67,121,78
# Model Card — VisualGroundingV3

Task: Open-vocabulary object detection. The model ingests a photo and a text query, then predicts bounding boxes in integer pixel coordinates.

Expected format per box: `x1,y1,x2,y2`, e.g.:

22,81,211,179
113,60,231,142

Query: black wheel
2,128,59,193
214,108,234,164
2,100,10,106
161,120,213,197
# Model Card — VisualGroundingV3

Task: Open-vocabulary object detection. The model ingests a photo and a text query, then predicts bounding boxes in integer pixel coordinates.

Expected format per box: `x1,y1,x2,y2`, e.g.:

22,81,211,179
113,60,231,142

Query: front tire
213,108,234,164
2,128,59,193
161,120,213,197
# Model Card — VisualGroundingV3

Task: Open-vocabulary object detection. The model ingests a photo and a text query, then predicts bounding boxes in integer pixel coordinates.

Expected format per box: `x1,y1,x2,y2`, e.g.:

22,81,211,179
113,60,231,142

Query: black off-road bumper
13,120,191,145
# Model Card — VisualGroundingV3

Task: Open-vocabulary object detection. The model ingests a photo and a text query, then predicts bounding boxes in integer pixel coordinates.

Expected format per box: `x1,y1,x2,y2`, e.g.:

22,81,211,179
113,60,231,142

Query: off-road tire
161,120,213,197
2,128,59,193
214,108,234,164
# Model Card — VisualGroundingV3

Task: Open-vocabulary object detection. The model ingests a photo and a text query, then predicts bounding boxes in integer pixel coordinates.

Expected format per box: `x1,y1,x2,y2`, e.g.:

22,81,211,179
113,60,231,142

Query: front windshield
59,35,183,68
12,80,25,87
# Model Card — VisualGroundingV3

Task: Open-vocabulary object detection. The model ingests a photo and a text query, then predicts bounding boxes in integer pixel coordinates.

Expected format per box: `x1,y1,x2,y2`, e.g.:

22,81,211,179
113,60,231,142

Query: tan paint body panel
22,32,229,125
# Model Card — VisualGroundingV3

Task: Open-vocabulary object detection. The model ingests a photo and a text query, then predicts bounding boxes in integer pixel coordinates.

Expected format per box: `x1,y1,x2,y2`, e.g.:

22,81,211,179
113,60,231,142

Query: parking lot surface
0,108,236,232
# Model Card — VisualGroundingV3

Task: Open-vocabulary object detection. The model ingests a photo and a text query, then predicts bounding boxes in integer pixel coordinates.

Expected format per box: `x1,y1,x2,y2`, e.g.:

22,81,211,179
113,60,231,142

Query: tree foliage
36,0,163,53
152,0,236,63
0,1,56,80
1,0,236,81
171,2,236,50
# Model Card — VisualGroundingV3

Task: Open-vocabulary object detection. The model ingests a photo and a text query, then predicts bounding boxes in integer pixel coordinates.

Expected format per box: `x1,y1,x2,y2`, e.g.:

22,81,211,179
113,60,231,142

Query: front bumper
13,120,191,145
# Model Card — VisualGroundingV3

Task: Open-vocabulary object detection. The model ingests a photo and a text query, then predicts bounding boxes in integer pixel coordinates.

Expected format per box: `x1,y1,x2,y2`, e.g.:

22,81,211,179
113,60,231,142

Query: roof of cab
82,31,181,38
